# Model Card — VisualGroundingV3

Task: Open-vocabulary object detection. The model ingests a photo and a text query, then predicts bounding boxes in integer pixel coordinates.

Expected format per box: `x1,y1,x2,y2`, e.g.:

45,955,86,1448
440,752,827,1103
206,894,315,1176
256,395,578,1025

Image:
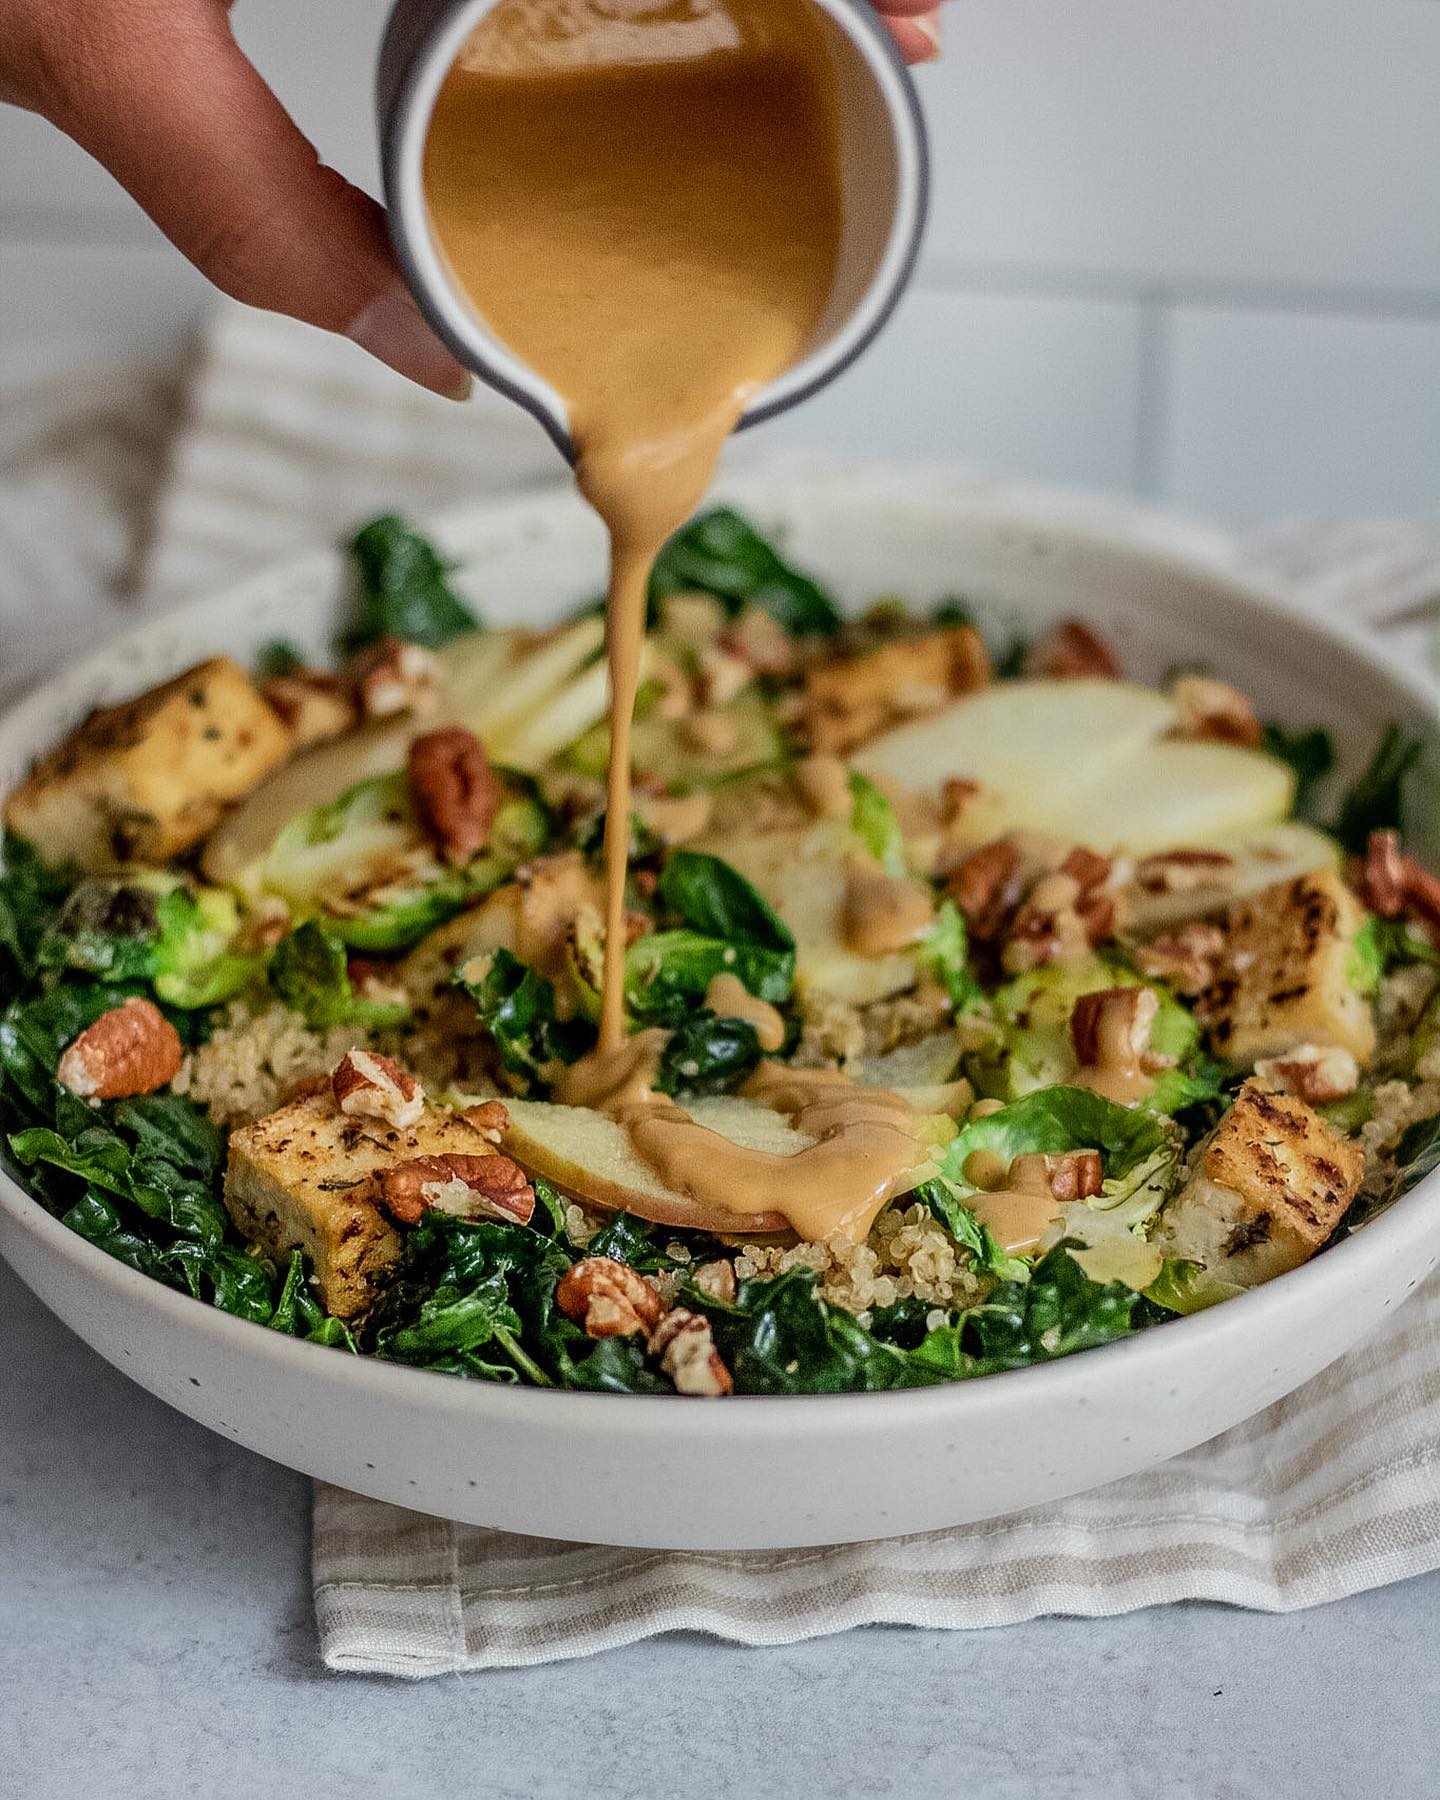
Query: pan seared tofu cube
225,1090,498,1319
4,657,292,869
1200,869,1376,1067
1154,1080,1364,1288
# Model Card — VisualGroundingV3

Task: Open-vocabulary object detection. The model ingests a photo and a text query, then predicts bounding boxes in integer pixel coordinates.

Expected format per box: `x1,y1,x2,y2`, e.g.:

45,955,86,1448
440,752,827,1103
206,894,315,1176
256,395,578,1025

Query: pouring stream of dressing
425,0,931,1238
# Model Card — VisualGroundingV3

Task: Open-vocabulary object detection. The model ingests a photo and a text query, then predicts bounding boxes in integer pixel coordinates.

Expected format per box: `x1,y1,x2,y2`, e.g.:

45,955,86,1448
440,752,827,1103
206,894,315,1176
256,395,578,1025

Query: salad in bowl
3,508,1437,1399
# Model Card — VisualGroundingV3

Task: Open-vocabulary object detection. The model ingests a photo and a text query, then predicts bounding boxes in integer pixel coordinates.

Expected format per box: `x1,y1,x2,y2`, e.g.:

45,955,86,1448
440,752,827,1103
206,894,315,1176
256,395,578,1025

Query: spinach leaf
269,921,410,1031
692,1265,920,1393
649,507,841,637
1332,723,1425,854
0,833,71,987
9,1124,228,1249
345,514,479,651
1261,722,1335,819
659,851,795,952
270,1250,359,1348
656,1011,763,1095
255,639,305,679
848,772,907,877
452,947,591,1089
907,1244,1142,1377
584,1211,680,1273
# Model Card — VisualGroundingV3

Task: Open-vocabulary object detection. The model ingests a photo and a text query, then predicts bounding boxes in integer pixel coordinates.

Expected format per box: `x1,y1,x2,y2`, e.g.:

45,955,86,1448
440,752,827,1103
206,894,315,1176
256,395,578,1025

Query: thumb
45,3,469,398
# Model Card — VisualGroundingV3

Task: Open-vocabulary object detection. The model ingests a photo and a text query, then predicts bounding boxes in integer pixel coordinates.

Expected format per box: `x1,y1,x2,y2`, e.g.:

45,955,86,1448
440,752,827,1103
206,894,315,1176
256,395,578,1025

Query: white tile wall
0,0,1437,521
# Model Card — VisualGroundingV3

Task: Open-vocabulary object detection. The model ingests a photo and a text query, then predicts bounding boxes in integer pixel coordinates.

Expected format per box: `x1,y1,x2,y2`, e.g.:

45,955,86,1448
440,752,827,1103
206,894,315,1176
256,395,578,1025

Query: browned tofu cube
224,1089,502,1318
4,657,292,869
1154,1080,1365,1287
802,625,991,754
1200,868,1376,1067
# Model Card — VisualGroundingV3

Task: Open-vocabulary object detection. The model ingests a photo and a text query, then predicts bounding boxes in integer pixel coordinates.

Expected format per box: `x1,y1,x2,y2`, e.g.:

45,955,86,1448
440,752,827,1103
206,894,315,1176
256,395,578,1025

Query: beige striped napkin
4,299,1440,1676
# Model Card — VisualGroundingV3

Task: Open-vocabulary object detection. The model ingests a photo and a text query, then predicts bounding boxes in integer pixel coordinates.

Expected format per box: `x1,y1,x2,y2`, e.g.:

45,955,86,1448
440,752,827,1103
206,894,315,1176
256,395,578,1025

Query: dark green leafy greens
626,851,796,1018
1332,723,1425,854
650,507,841,637
655,1011,763,1095
1261,722,1335,818
452,947,590,1089
345,514,479,651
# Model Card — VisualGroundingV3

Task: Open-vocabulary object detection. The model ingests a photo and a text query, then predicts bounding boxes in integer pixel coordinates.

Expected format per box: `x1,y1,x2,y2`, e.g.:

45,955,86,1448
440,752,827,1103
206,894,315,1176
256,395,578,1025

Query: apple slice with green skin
852,677,1295,853
503,1096,805,1233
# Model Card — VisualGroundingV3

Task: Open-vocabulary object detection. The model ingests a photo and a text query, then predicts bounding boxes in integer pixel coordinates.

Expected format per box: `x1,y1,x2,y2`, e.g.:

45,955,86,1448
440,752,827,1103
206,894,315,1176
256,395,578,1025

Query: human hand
0,0,470,398
874,0,943,65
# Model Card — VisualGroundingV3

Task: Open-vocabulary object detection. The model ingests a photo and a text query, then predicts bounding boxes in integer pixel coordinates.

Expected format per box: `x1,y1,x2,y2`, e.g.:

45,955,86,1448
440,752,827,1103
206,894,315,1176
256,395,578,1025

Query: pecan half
260,669,357,748
380,1152,535,1227
407,726,500,866
555,1257,666,1339
947,837,1024,941
57,997,182,1100
1254,1044,1360,1106
1023,619,1122,680
1047,1149,1104,1202
648,1307,733,1396
1071,985,1165,1072
1134,848,1236,895
1170,674,1262,748
348,636,440,720
331,1049,424,1129
690,1258,738,1304
1135,921,1226,996
1356,829,1440,945
461,1099,511,1144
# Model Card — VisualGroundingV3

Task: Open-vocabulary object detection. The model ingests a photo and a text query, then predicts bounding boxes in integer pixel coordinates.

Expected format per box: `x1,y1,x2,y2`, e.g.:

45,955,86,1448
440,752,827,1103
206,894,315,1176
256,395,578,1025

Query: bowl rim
2,476,1437,1434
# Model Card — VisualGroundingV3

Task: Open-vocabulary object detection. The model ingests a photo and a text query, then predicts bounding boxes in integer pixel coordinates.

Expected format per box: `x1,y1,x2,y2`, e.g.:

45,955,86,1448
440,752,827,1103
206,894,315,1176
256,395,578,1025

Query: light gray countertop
3,1253,1435,1800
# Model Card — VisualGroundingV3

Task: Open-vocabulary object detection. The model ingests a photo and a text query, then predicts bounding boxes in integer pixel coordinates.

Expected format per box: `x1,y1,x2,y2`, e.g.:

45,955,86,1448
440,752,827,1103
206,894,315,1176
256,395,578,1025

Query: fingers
42,1,468,397
876,0,943,63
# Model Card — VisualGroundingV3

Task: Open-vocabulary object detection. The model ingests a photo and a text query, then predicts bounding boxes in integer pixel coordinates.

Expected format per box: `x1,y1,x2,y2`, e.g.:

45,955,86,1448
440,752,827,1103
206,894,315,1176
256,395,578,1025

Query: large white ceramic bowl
2,471,1437,1550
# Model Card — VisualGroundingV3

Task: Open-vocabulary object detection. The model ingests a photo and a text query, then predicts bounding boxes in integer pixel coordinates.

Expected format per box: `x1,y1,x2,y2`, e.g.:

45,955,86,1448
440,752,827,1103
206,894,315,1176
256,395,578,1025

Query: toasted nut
260,670,358,748
722,607,797,677
678,709,740,758
948,837,1024,940
461,1099,511,1144
1002,873,1089,973
1071,986,1164,1072
348,636,440,720
331,1049,424,1129
939,778,981,830
407,726,500,866
1135,921,1226,996
556,1256,666,1339
346,956,409,1010
1254,1044,1360,1106
1047,1149,1105,1202
1060,845,1112,894
57,997,182,1100
380,1152,535,1227
697,643,751,708
1023,619,1122,680
1357,829,1440,946
649,1307,733,1396
1171,674,1262,748
639,790,714,846
1134,848,1237,895
691,1258,738,1303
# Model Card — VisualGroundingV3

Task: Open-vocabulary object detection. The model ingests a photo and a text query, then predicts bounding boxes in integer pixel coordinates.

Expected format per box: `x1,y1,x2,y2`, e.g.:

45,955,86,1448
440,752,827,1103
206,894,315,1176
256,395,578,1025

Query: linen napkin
3,300,1440,1677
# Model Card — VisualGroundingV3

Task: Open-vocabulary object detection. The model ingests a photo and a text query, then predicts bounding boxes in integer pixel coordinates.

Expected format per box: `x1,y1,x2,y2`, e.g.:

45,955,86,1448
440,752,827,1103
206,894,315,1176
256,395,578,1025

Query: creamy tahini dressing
426,0,931,1240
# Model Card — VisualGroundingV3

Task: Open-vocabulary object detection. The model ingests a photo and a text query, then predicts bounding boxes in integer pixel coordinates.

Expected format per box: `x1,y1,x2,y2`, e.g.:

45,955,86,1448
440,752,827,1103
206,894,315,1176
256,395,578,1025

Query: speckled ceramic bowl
2,471,1437,1549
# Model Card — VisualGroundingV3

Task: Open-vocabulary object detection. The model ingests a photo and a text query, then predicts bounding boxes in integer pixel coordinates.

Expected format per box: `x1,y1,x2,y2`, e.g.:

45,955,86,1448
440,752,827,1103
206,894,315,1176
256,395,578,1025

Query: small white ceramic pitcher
377,0,929,459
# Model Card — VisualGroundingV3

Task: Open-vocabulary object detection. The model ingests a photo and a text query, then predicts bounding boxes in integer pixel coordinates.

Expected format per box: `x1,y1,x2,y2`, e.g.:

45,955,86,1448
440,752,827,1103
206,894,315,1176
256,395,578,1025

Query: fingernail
912,8,942,60
347,283,472,400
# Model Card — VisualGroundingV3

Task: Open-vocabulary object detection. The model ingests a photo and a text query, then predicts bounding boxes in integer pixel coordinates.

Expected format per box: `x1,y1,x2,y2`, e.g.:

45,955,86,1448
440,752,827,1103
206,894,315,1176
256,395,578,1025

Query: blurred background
1,0,1437,524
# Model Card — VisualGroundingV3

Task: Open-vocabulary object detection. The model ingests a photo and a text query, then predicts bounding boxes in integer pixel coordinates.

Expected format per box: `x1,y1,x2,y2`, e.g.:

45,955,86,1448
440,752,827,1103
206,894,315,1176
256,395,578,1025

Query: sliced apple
694,817,918,1007
503,1096,803,1233
1125,820,1340,932
852,677,1294,853
465,616,605,749
493,639,654,772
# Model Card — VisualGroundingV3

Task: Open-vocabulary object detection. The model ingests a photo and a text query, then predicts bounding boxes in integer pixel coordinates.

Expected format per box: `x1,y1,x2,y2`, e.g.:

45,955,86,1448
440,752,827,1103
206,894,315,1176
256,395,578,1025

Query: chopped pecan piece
1356,829,1440,946
461,1099,511,1144
1253,1043,1360,1106
348,636,440,720
1003,871,1090,973
1047,1149,1105,1202
1134,848,1236,895
555,1256,666,1339
947,837,1024,941
57,997,182,1100
1171,674,1262,748
649,1307,733,1396
1061,845,1113,894
260,669,358,748
380,1151,535,1227
407,725,500,866
1071,986,1168,1074
331,1049,424,1129
690,1258,738,1303
1023,619,1122,680
1135,921,1226,996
